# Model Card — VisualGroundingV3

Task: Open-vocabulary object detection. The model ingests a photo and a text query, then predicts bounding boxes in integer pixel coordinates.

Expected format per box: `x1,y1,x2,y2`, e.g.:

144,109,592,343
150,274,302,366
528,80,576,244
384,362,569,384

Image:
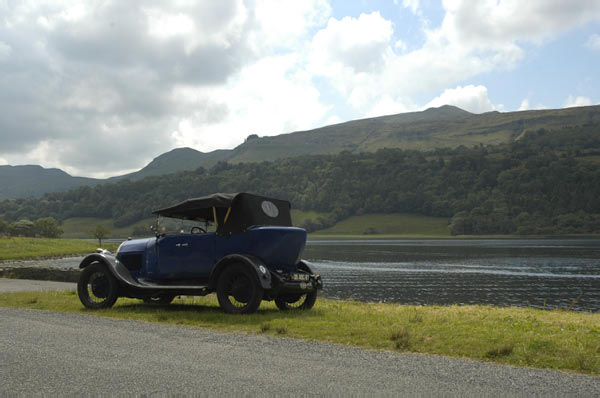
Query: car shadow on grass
112,301,324,324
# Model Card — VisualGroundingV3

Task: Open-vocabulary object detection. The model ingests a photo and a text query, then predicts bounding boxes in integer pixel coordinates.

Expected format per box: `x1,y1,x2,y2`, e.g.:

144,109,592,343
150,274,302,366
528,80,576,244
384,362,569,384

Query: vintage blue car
77,193,322,314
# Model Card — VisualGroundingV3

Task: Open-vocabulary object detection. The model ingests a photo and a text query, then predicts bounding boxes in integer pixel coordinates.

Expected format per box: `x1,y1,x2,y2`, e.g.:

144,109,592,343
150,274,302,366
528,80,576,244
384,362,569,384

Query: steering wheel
190,226,206,234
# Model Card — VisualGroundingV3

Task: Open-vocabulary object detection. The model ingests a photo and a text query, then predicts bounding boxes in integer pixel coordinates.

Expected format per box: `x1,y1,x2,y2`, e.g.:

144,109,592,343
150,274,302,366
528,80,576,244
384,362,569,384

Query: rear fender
298,260,316,274
209,254,272,290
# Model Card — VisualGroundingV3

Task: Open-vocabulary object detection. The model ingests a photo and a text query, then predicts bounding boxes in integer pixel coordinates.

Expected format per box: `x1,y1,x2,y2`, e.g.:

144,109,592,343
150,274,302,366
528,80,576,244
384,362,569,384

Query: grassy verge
1,291,598,375
0,237,120,262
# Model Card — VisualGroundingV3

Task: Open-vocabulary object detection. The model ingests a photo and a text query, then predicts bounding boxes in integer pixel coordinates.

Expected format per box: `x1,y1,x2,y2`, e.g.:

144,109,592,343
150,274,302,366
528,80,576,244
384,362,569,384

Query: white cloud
171,54,330,152
425,85,500,114
310,12,393,75
365,95,413,118
439,0,600,44
586,34,600,50
0,0,332,176
2,0,600,177
251,0,331,51
0,41,11,61
307,0,600,120
518,98,530,111
518,97,547,111
402,0,420,14
564,95,593,108
394,39,407,52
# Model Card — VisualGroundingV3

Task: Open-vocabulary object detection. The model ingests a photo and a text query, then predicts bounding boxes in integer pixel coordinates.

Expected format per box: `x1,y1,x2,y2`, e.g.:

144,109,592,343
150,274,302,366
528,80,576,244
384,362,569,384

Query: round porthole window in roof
261,200,279,218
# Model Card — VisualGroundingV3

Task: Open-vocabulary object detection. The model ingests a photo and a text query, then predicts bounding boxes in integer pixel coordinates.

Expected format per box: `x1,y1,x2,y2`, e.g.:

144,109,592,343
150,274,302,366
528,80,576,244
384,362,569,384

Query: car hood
117,237,154,254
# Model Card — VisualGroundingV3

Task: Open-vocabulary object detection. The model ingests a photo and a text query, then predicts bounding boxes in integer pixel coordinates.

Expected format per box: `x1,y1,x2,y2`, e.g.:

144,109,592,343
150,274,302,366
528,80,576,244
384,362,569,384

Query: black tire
143,294,176,305
216,264,263,314
275,290,317,311
77,263,119,309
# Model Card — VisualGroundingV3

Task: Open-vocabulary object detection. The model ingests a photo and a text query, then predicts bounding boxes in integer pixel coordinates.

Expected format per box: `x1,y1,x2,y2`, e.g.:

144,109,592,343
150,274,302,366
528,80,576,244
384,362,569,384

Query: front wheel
77,263,119,309
275,290,317,311
216,264,263,314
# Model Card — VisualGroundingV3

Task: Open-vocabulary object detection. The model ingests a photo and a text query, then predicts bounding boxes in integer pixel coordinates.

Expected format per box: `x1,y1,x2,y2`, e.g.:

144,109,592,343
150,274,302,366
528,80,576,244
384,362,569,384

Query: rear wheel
275,290,317,311
216,264,263,314
77,263,118,309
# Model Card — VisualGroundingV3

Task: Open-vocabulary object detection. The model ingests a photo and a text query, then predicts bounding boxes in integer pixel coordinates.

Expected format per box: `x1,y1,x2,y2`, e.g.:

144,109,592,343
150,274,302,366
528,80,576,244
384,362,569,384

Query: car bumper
272,273,323,294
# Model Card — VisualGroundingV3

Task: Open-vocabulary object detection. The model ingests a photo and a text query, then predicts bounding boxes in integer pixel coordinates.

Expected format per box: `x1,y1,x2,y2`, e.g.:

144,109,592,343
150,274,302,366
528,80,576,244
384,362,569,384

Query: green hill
0,165,100,200
3,123,599,236
108,147,230,182
314,214,451,237
2,104,599,199
98,104,600,183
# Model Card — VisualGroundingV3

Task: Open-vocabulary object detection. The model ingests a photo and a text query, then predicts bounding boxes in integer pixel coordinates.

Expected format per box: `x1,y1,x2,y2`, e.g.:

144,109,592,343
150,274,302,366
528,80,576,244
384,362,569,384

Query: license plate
290,273,310,281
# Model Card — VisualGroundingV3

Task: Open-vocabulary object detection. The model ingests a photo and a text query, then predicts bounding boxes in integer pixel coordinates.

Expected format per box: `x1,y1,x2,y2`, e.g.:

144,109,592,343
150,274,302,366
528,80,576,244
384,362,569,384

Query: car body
77,192,322,314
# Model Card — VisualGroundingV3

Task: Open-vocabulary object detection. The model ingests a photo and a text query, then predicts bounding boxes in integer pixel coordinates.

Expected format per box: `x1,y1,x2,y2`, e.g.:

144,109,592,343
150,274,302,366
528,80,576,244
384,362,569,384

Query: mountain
108,147,229,182
1,104,599,199
222,105,600,163
3,123,600,236
0,165,100,200
105,104,600,180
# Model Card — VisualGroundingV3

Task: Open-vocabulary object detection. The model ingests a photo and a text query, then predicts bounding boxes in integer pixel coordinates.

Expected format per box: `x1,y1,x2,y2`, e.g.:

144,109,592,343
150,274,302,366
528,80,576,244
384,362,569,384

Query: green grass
0,237,120,262
61,217,155,239
1,291,598,375
314,213,451,237
577,155,600,164
291,209,328,226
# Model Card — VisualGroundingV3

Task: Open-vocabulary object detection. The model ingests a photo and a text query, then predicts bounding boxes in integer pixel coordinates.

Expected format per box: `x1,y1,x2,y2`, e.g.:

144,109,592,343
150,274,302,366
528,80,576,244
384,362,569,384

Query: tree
0,217,6,236
92,225,111,246
34,217,63,238
9,219,35,237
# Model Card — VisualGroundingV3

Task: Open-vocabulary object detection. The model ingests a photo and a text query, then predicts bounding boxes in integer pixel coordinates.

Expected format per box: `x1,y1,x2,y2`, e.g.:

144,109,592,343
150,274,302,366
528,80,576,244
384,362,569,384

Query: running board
113,261,209,293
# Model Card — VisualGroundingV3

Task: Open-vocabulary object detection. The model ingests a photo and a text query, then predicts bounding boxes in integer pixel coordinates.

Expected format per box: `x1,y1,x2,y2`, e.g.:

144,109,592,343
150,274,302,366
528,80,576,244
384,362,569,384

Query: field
61,217,155,239
0,237,120,262
290,209,328,225
314,213,451,237
0,291,598,375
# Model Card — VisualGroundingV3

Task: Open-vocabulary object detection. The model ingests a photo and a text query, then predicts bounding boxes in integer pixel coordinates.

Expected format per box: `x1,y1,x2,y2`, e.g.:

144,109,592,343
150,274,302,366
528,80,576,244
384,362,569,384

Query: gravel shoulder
0,278,76,293
0,307,598,396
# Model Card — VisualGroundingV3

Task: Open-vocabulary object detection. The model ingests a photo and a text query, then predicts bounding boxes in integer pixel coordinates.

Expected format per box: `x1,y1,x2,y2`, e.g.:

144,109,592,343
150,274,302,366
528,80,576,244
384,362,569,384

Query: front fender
208,254,272,290
79,252,139,289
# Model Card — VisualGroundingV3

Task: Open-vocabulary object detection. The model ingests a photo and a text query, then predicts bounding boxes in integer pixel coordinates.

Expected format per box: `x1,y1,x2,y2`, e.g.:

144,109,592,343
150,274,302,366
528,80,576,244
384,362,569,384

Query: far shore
2,234,599,263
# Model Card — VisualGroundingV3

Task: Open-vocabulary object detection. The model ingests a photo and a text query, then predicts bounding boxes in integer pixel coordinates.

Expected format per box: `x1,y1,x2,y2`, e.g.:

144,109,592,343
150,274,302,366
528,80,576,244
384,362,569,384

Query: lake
304,238,600,312
4,238,599,312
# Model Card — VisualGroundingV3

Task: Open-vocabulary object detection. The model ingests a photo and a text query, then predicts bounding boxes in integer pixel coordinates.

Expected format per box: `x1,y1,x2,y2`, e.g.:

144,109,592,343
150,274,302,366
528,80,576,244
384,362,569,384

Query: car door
156,233,215,279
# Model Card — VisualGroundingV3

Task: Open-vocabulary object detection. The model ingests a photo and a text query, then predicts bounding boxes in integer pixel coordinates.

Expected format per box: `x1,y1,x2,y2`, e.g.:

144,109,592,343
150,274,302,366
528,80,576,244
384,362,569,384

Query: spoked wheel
77,263,118,309
275,290,318,311
143,294,176,305
216,264,263,314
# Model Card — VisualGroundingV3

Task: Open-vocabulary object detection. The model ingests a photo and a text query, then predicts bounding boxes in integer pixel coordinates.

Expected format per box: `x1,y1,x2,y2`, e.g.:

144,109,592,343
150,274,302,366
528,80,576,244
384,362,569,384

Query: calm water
4,239,599,311
304,239,600,312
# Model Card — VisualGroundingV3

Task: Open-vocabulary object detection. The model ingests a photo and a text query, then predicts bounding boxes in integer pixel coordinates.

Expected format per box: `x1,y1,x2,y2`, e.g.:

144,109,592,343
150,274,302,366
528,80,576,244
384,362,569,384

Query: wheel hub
90,274,109,299
231,278,251,303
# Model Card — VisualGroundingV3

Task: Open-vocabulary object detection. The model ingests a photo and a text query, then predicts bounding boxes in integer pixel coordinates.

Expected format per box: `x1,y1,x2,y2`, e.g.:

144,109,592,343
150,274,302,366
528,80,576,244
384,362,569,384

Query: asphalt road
0,307,598,396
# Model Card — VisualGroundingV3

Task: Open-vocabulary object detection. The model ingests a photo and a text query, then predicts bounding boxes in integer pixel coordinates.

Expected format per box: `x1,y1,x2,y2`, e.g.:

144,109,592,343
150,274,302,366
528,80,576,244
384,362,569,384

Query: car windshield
156,216,215,235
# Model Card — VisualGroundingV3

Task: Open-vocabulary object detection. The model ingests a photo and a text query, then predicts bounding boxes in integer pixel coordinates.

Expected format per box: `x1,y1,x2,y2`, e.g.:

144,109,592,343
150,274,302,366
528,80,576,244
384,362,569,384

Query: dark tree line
1,124,599,235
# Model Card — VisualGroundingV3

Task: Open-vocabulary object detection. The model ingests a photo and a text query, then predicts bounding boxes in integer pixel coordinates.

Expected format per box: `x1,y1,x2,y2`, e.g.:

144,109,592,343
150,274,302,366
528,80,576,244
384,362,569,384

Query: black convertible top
152,192,292,234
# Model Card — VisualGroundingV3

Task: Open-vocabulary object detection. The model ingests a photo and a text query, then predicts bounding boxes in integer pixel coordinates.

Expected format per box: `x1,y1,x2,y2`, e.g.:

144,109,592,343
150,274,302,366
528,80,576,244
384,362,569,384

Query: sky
1,0,599,178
